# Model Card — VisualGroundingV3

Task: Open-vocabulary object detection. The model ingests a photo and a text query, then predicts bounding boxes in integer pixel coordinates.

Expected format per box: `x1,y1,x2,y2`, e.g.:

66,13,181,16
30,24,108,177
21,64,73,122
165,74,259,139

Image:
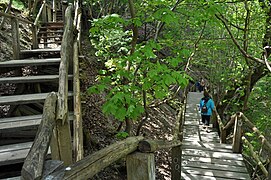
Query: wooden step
0,142,51,166
38,35,63,39
0,92,73,105
0,75,73,84
39,26,63,30
0,142,32,166
0,112,74,131
0,58,61,67
20,48,61,55
38,30,64,34
41,22,64,26
39,41,62,45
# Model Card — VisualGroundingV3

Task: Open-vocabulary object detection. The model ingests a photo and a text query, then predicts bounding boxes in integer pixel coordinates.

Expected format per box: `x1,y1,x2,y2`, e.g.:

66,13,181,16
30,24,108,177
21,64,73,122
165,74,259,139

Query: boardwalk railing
21,91,183,179
214,110,271,179
0,11,33,59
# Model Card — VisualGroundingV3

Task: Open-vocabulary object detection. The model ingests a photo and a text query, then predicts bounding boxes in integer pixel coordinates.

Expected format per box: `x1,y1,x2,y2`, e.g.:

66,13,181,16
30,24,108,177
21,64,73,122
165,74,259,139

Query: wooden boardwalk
181,92,250,180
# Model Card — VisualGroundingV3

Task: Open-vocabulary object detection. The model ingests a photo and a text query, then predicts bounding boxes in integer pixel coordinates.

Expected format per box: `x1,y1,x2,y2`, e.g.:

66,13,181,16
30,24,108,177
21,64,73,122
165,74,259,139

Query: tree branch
215,13,271,66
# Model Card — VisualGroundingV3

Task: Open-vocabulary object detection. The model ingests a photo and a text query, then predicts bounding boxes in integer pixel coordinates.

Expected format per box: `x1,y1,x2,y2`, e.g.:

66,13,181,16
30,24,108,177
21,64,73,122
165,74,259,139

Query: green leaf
142,81,152,90
115,107,127,121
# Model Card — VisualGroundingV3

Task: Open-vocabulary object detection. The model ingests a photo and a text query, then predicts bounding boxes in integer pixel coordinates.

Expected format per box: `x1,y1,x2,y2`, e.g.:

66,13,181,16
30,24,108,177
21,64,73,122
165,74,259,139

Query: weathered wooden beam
51,4,74,166
239,112,271,154
232,115,242,153
21,92,57,180
138,139,181,153
73,40,83,162
171,103,184,180
126,152,155,180
242,137,268,177
11,17,20,59
0,11,33,24
62,136,144,179
34,1,46,26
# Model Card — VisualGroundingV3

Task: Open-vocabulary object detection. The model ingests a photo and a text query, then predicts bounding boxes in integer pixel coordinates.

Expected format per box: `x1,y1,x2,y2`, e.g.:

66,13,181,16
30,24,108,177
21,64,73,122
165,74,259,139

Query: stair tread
20,48,61,54
0,74,73,84
0,141,32,166
0,58,61,67
0,92,73,105
0,141,51,166
0,112,74,130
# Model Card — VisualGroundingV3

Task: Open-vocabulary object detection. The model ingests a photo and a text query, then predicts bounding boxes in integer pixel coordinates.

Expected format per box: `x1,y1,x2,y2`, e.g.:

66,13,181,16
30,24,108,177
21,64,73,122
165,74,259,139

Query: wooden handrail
242,136,268,177
0,11,33,24
239,112,271,154
50,4,74,166
34,1,46,25
21,92,57,179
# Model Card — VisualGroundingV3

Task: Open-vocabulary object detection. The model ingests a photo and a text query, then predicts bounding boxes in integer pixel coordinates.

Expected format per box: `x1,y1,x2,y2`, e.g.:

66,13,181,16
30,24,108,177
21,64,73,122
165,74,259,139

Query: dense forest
1,0,271,179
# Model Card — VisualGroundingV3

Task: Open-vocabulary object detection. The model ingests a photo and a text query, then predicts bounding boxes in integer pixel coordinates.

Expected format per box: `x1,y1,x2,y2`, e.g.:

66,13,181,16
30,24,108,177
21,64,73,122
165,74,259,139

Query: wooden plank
126,152,155,180
0,142,32,153
182,155,245,167
181,173,235,180
182,161,248,173
0,92,73,105
21,92,57,180
182,148,244,161
182,145,232,153
0,142,32,166
181,166,250,179
0,75,73,84
20,48,60,54
182,141,232,150
0,112,74,130
0,58,61,67
63,136,144,179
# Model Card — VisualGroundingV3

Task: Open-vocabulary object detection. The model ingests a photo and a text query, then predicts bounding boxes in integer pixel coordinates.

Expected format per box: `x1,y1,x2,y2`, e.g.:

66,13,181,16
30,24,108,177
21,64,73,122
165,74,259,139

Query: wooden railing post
21,92,57,180
232,113,242,153
50,4,74,166
32,25,38,49
126,152,155,180
11,17,20,59
268,157,271,180
171,104,184,179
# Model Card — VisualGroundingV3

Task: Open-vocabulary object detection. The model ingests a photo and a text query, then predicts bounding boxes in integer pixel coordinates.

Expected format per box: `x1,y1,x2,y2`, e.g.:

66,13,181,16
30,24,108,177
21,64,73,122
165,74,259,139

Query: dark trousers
201,115,211,126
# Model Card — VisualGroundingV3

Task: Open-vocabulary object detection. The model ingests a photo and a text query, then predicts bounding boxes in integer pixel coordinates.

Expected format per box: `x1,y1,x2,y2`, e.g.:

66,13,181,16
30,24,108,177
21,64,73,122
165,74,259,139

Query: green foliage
115,131,129,139
2,0,25,10
88,8,189,123
89,14,131,59
246,75,271,133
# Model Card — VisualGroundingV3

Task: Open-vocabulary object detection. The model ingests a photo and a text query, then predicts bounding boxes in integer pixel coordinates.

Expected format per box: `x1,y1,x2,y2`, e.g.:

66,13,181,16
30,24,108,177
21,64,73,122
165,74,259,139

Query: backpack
201,98,209,113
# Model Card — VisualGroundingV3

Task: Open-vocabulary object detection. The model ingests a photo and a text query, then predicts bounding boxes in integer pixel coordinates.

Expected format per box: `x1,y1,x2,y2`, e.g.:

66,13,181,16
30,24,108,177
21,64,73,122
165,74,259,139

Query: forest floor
0,7,181,179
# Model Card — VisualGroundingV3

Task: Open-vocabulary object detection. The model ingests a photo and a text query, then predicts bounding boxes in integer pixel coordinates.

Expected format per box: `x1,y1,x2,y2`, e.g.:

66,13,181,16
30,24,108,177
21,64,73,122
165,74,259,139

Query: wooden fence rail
220,112,271,179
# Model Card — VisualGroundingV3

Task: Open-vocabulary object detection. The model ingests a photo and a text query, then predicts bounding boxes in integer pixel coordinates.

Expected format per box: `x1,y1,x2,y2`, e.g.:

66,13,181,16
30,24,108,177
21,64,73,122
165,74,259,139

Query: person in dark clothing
199,89,215,132
196,79,205,92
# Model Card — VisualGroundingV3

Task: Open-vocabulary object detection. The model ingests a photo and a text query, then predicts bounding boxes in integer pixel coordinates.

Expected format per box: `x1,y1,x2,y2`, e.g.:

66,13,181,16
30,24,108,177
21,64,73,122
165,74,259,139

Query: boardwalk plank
181,167,250,179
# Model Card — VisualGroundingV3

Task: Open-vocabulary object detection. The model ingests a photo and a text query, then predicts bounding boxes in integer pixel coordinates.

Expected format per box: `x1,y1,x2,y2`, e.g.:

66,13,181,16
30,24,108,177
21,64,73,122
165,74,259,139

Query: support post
232,115,242,153
268,158,271,180
171,146,182,179
126,152,155,180
220,128,226,143
32,25,38,49
11,17,20,59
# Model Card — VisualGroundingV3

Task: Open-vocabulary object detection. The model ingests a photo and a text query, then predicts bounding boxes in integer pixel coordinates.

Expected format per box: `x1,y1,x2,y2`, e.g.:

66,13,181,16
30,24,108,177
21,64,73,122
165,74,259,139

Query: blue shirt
199,97,215,116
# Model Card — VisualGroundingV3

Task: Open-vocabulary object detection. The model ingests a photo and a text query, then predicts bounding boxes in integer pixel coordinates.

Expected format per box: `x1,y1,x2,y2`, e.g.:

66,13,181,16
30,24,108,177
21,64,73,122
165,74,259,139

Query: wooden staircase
0,11,73,179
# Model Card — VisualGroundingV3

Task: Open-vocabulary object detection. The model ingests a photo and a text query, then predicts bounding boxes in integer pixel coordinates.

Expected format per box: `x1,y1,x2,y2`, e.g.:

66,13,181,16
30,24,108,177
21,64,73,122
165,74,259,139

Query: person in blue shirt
199,89,215,131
